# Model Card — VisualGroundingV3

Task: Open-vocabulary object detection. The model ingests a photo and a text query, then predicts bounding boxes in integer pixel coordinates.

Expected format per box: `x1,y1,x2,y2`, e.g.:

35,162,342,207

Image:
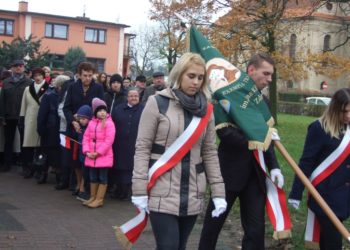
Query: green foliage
63,46,86,72
0,35,50,70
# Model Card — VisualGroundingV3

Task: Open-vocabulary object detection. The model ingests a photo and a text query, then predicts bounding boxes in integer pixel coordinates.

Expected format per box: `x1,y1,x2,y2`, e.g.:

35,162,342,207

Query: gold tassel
305,240,320,250
273,229,292,240
113,226,133,250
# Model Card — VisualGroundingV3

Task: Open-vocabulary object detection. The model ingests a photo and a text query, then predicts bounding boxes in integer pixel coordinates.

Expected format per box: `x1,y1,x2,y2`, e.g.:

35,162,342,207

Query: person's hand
72,121,81,133
86,152,95,159
211,198,227,218
131,196,149,213
288,199,300,210
270,169,284,188
271,131,280,141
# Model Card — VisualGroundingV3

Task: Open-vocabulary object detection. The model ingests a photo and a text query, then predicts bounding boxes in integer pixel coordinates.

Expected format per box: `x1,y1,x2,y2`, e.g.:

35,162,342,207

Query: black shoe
37,173,47,184
55,182,68,190
23,168,34,179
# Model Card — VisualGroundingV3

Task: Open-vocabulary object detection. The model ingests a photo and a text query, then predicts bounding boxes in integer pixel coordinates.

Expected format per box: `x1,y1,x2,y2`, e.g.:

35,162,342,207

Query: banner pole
274,140,350,243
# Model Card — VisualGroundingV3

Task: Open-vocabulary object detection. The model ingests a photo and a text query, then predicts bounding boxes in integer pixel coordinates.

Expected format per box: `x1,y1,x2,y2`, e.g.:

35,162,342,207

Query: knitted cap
92,97,107,115
76,105,92,120
110,73,123,85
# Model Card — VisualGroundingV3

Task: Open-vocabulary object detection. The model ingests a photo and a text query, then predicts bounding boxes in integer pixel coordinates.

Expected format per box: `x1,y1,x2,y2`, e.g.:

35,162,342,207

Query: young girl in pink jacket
82,98,116,208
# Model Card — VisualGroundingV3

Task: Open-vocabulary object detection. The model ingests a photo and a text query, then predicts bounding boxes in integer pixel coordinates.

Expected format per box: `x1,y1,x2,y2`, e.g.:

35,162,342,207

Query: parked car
306,97,331,106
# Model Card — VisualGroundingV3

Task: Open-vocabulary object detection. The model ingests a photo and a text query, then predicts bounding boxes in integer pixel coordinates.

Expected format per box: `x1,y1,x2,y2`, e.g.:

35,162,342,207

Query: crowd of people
0,53,350,250
0,60,165,206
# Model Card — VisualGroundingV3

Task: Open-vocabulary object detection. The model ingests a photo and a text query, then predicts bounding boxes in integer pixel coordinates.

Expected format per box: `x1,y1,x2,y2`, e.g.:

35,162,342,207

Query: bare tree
129,24,161,77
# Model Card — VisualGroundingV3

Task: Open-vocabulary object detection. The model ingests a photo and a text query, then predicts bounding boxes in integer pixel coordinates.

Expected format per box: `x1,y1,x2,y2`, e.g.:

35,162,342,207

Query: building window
87,58,105,72
0,19,14,36
85,28,106,43
45,23,68,39
323,35,331,52
289,34,297,59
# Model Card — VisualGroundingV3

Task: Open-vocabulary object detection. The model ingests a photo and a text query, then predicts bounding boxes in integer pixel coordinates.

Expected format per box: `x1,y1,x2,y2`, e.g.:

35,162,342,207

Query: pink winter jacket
82,115,116,168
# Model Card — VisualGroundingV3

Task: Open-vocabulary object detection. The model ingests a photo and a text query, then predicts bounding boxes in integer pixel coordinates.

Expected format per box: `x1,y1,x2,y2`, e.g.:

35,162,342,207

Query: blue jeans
89,168,108,184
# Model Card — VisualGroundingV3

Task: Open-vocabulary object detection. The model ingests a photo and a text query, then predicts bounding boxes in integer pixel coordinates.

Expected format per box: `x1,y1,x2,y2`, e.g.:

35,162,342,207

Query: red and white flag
60,133,71,149
114,104,213,249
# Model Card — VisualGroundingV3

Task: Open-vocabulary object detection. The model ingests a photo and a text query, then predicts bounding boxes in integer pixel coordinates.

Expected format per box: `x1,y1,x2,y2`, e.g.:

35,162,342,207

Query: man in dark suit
199,53,284,250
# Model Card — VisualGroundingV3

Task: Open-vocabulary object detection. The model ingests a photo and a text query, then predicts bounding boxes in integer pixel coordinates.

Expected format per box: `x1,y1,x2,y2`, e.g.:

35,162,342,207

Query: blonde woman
289,88,350,250
132,52,226,249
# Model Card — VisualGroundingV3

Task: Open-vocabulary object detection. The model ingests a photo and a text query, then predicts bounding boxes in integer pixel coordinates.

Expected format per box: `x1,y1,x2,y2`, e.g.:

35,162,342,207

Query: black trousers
3,119,19,166
199,176,265,250
149,212,197,250
318,215,343,250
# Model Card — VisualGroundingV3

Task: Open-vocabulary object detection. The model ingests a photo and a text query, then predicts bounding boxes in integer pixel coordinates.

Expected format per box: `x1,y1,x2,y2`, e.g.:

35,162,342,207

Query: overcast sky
0,0,152,31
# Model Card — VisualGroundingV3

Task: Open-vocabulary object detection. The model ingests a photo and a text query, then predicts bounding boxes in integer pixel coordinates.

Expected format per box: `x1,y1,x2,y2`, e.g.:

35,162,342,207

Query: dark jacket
217,96,280,192
78,125,88,164
289,120,350,219
104,90,126,114
112,102,144,173
63,79,104,136
141,84,165,105
0,75,32,120
37,87,60,147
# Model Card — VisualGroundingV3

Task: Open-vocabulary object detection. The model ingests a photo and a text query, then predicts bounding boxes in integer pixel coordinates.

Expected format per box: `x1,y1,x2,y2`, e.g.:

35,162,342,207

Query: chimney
18,1,28,12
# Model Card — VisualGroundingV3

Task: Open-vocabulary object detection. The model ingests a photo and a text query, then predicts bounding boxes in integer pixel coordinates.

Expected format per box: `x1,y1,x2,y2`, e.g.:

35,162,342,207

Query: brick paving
0,166,239,250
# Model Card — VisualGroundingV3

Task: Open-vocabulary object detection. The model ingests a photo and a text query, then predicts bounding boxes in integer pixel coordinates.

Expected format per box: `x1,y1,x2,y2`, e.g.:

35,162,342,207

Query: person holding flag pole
114,52,226,249
288,88,350,250
185,26,291,249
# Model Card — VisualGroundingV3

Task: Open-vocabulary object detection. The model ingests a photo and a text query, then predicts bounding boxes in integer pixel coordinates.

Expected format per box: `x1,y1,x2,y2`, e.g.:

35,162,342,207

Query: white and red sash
114,104,213,249
305,125,350,249
254,150,292,239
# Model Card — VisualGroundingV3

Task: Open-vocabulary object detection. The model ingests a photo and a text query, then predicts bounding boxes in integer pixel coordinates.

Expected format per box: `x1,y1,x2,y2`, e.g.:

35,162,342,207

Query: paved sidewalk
0,167,238,250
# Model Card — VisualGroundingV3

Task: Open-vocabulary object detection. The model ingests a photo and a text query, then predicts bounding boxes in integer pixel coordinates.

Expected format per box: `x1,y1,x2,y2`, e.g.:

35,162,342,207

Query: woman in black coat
37,76,66,184
289,88,350,250
111,88,143,200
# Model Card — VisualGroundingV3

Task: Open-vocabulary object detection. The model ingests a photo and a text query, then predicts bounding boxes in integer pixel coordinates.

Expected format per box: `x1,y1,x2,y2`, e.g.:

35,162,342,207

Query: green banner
189,26,274,150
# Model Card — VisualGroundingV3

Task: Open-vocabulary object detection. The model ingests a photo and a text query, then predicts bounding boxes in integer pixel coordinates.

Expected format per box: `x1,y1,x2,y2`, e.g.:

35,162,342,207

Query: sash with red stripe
254,150,292,239
114,103,213,249
304,125,350,249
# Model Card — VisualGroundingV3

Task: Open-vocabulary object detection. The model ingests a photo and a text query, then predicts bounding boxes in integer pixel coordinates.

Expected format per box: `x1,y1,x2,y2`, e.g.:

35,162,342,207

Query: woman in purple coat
111,88,144,200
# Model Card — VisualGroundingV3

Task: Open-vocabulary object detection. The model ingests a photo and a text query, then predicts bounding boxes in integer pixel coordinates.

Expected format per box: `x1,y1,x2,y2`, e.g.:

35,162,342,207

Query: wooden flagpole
274,140,350,243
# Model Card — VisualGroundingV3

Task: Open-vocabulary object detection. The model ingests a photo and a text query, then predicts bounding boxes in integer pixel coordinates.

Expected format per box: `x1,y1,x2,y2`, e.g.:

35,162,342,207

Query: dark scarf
173,89,207,117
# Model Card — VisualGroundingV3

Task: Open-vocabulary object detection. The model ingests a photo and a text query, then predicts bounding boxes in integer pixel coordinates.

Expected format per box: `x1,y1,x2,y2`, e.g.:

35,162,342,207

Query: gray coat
132,88,225,216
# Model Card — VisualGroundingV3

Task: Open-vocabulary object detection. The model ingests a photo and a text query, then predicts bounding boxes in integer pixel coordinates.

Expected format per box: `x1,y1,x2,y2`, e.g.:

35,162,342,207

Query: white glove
270,169,284,188
131,196,149,213
288,199,300,210
271,131,280,141
211,198,227,218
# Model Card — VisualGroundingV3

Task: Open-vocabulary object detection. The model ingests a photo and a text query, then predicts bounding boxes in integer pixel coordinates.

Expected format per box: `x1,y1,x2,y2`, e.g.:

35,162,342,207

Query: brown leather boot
87,184,107,208
83,183,98,206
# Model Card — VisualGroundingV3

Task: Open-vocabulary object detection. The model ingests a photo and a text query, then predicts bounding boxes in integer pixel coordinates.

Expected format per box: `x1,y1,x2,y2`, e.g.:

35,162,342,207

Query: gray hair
52,75,70,88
